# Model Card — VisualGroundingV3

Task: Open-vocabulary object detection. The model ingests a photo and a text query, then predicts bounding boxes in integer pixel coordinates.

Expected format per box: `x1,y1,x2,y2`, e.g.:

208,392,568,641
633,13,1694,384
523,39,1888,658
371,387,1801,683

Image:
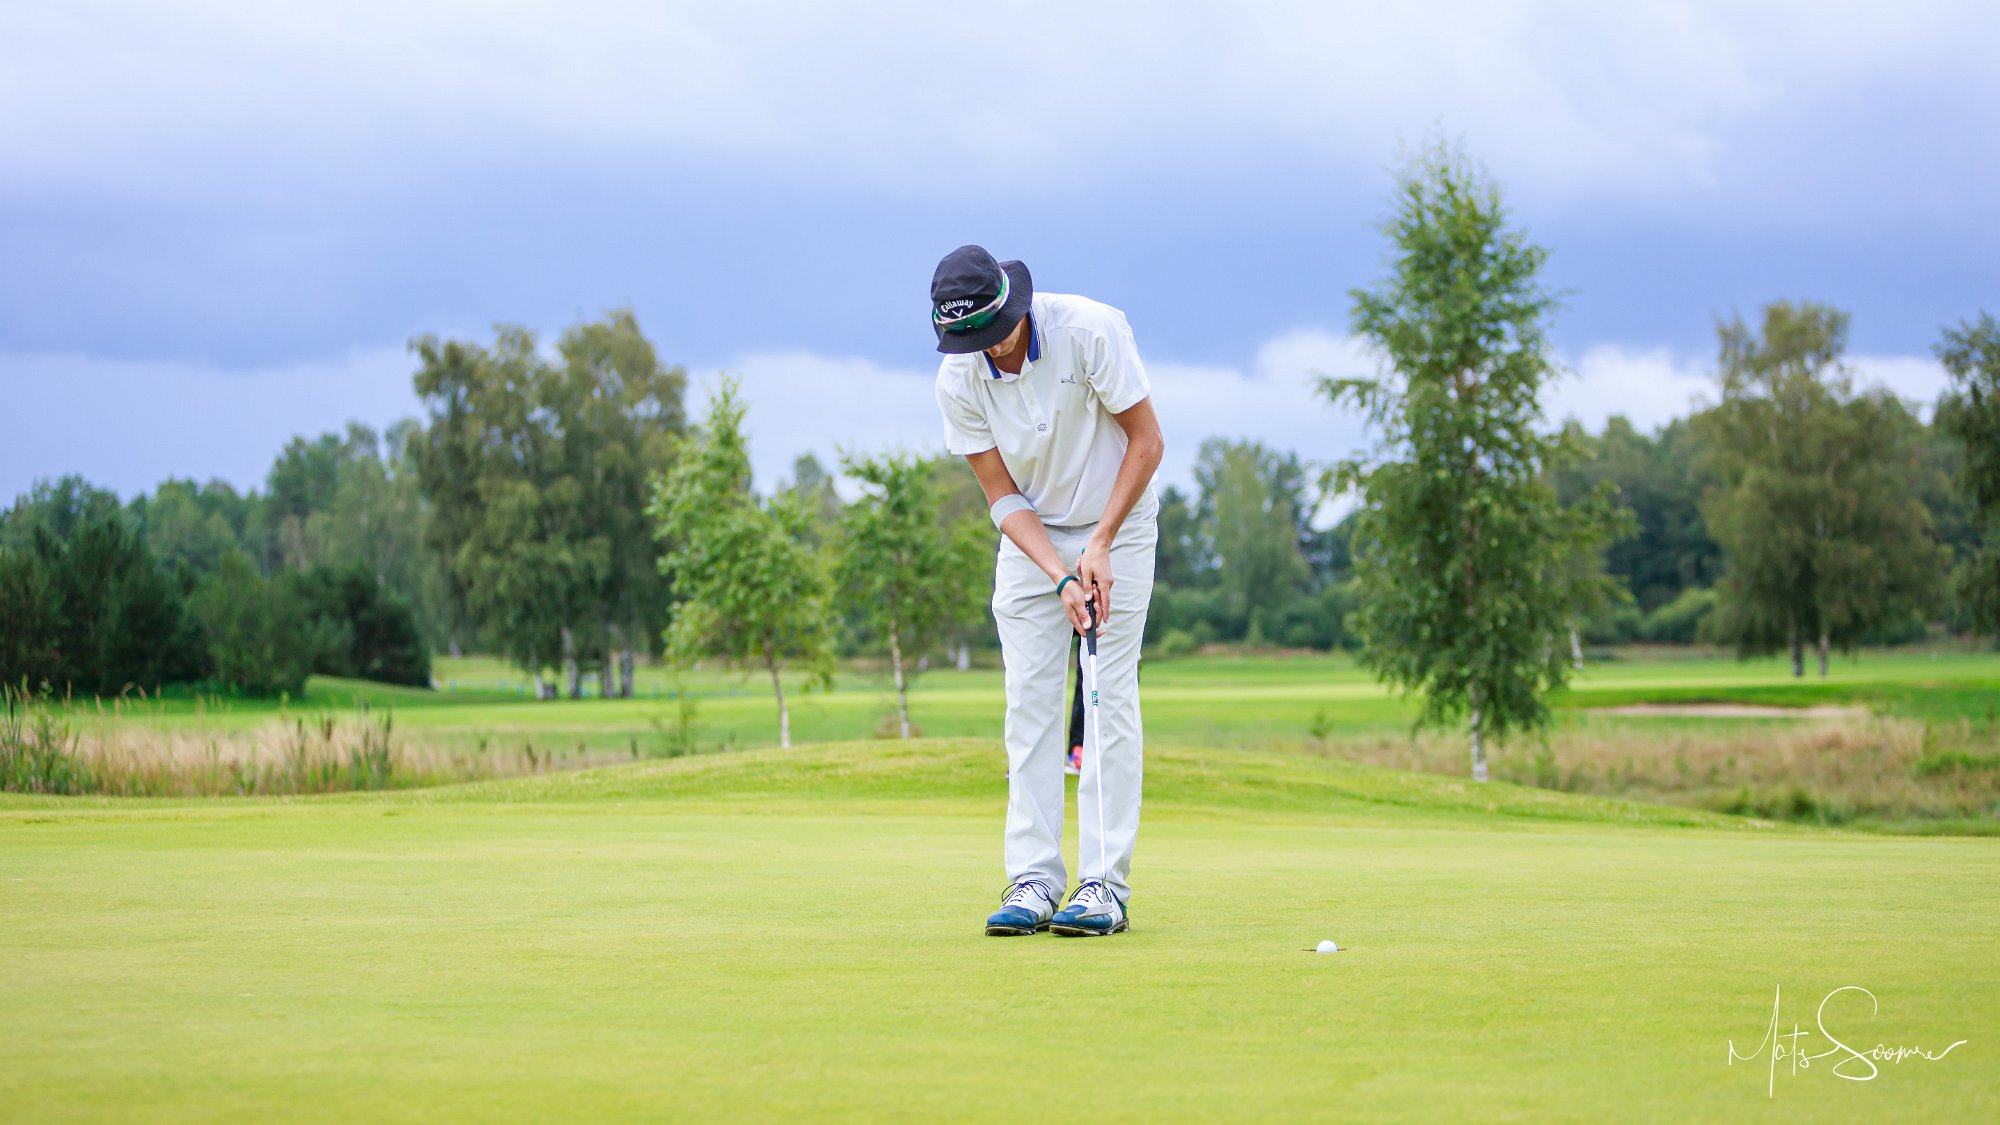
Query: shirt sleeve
935,371,996,456
1085,307,1151,414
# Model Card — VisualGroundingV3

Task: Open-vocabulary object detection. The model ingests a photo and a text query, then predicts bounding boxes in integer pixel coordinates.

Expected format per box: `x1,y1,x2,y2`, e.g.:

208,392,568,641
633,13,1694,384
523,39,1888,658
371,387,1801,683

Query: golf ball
1316,939,1339,953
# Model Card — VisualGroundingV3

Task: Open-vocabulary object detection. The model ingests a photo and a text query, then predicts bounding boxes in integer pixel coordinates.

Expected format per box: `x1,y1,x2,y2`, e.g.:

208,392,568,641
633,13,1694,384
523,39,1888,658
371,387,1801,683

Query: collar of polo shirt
983,311,1042,381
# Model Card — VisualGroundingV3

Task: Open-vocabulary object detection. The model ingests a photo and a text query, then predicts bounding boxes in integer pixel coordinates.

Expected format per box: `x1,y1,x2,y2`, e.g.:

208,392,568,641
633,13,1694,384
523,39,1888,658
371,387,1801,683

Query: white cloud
1848,354,1953,412
1551,344,1714,432
696,352,943,496
1549,345,1955,433
3,2,1992,204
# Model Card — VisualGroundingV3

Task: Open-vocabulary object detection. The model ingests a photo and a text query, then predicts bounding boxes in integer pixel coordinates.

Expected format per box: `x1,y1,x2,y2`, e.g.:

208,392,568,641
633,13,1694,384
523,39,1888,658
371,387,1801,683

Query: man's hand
1075,538,1115,627
1057,575,1091,633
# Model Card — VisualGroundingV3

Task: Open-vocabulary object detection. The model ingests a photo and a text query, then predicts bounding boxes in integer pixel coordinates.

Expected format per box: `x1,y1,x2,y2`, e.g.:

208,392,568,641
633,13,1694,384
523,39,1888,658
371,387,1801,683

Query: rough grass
1302,714,2000,833
29,649,2000,831
3,741,1994,1122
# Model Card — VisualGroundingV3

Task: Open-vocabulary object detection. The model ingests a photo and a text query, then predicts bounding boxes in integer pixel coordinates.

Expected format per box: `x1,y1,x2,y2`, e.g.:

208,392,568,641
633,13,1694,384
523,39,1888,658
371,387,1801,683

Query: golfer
929,245,1164,937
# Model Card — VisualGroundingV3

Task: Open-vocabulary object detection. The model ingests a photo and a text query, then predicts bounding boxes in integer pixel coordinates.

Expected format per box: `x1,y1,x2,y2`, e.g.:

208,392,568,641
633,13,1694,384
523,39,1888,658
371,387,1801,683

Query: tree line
3,183,1994,738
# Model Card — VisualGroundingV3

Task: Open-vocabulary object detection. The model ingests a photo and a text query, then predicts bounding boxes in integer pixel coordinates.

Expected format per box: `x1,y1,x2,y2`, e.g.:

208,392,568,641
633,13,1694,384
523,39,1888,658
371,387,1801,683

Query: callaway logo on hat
930,244,1034,354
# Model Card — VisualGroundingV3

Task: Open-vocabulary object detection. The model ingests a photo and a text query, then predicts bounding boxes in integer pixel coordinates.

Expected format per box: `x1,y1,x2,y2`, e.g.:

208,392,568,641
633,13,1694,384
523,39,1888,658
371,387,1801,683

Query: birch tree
1694,302,1946,674
1325,141,1626,781
649,380,833,747
835,449,987,737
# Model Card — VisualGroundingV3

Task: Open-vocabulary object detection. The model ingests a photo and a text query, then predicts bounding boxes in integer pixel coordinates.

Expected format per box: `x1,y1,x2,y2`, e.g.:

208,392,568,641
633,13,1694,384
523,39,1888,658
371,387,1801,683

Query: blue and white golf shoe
1049,880,1128,937
985,879,1058,936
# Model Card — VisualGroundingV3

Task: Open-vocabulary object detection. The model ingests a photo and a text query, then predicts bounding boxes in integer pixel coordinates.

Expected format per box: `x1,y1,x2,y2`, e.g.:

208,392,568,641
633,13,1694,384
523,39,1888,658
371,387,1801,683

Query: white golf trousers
992,496,1157,904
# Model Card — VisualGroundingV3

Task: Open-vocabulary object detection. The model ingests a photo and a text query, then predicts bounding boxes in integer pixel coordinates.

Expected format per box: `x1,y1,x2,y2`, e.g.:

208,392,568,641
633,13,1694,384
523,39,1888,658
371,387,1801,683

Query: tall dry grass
1306,714,2000,828
3,685,645,797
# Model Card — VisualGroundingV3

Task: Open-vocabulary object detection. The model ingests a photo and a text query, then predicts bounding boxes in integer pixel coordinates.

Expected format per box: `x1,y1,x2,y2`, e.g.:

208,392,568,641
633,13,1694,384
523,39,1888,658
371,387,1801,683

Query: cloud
1,330,1953,507
1550,344,1955,433
1551,345,1715,432
1848,354,1953,412
695,353,943,496
4,2,1993,204
700,329,1377,499
0,347,420,502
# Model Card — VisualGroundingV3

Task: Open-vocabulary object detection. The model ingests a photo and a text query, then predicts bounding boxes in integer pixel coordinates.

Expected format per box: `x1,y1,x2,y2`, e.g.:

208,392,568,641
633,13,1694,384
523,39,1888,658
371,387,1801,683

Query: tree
780,454,846,548
649,380,834,747
1936,312,2000,639
129,478,242,577
922,454,998,670
1550,416,1720,613
0,483,207,695
835,449,988,737
265,432,347,571
1324,142,1626,781
1153,484,1206,592
1694,302,1946,674
287,564,433,687
192,551,313,697
1193,438,1310,643
553,310,687,697
414,312,684,697
412,326,587,696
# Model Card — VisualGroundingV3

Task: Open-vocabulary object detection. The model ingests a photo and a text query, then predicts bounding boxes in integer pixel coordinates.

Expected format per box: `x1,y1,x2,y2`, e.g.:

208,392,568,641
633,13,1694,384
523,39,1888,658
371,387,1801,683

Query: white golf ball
1315,939,1338,953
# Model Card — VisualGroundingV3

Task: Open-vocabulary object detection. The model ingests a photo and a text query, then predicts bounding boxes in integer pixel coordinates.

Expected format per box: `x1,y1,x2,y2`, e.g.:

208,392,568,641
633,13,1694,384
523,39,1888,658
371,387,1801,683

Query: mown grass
3,742,1994,1122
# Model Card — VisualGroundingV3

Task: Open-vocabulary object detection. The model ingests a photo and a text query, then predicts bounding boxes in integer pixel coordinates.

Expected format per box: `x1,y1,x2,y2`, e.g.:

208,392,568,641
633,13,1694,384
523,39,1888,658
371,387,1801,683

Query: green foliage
649,379,835,745
127,478,244,576
1153,485,1207,591
1193,438,1311,637
1552,417,1720,612
1144,449,1347,652
0,682,93,794
1694,302,1948,671
0,489,207,695
1639,586,1717,644
288,564,433,687
413,311,686,695
1155,628,1198,658
1935,311,2000,638
1326,141,1628,777
192,551,313,697
834,449,987,735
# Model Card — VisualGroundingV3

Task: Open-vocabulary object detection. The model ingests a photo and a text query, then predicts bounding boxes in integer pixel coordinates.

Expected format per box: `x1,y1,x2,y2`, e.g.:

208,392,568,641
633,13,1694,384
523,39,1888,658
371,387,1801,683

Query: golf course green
4,739,1994,1121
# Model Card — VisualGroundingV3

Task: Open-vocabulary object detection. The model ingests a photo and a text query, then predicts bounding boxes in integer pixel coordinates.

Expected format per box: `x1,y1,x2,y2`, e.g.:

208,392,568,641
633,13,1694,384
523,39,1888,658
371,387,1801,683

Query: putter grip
1084,599,1099,656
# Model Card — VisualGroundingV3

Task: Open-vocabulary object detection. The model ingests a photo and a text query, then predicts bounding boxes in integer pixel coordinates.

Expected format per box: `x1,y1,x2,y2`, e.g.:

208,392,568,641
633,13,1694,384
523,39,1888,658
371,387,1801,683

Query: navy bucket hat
931,244,1033,354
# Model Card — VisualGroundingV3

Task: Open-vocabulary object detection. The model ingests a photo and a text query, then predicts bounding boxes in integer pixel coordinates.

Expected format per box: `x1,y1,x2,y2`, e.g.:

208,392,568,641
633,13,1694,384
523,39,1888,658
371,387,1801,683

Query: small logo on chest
1059,373,1077,385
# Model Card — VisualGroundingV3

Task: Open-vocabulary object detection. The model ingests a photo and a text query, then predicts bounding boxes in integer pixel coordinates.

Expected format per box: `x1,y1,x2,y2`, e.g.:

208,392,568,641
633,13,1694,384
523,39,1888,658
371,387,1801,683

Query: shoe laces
1068,879,1114,912
1001,879,1053,910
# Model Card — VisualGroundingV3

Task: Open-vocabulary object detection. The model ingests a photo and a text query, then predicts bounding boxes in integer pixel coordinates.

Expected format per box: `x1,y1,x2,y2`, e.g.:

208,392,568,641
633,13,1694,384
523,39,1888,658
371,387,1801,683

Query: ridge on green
5,740,1994,1122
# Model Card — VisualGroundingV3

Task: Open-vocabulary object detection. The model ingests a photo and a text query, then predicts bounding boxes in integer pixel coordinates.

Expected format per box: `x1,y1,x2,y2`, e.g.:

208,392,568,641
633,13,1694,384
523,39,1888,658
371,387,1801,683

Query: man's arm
964,448,1093,633
1074,396,1164,625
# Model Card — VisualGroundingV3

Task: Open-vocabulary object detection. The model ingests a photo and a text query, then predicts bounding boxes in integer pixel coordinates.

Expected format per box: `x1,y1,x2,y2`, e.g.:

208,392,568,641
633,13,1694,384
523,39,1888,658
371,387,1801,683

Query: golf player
928,245,1164,938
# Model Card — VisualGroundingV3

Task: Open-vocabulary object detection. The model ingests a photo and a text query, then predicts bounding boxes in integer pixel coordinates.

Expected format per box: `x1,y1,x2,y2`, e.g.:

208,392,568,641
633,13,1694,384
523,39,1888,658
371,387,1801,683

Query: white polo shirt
935,292,1154,529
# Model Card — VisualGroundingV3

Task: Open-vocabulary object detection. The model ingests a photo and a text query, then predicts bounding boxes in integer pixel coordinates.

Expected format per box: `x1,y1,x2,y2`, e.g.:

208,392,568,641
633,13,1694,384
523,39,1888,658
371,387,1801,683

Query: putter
1081,596,1109,895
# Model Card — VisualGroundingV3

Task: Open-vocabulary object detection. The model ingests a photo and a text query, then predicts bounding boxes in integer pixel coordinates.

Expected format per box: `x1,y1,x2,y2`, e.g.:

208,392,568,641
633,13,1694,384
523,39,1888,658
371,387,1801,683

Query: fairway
4,742,1994,1122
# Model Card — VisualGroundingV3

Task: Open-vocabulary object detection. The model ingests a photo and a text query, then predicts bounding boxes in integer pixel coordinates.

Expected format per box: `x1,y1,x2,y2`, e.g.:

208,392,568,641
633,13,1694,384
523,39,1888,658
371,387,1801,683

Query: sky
3,1,1995,503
